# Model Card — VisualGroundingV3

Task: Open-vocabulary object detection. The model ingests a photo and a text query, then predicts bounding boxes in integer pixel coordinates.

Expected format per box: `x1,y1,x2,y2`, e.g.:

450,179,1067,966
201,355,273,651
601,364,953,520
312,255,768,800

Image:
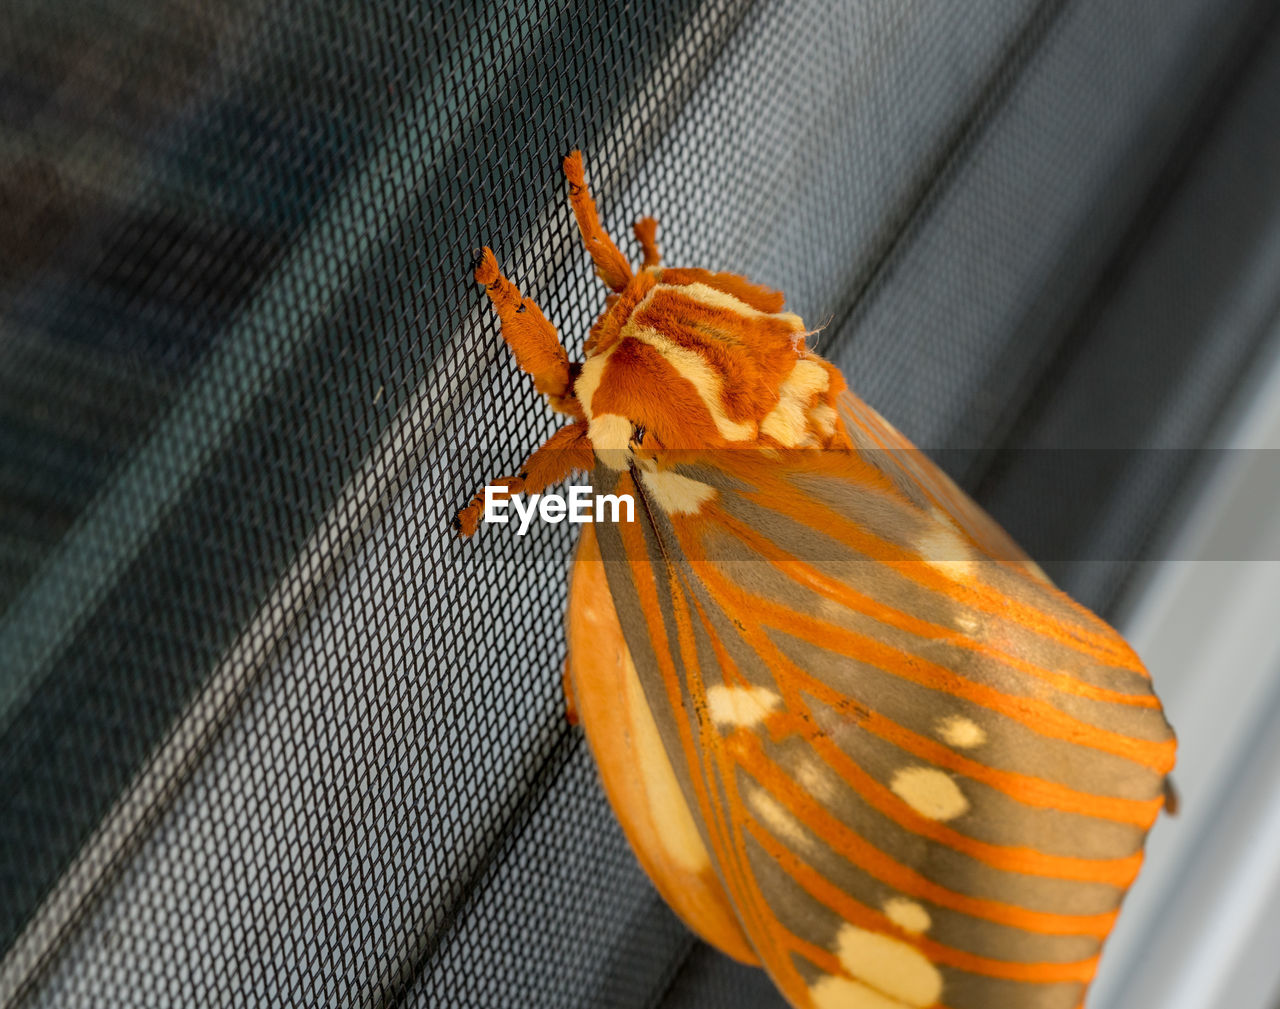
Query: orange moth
456,152,1176,1009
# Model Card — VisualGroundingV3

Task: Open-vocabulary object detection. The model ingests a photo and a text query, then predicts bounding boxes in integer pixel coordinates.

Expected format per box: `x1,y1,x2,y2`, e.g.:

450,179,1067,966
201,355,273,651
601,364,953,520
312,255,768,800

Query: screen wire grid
2,0,1277,1006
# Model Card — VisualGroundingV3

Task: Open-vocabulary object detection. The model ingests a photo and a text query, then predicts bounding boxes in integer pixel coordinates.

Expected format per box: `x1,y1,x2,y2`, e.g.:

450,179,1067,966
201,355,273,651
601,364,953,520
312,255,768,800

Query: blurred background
2,1,1279,1007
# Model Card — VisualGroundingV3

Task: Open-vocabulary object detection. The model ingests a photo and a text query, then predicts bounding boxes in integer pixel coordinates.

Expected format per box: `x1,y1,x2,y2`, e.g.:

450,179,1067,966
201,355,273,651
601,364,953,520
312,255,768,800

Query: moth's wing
564,523,759,965
834,389,1052,586
591,427,1176,1009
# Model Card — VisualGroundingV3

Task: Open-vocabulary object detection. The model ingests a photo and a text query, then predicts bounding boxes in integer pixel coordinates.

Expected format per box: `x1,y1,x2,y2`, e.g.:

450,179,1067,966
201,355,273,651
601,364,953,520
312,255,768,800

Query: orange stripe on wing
620,496,832,985
688,556,1175,774
806,688,1161,828
707,506,1160,709
684,575,1168,826
614,497,766,943
724,455,1143,672
746,817,1103,986
686,570,1157,886
658,533,823,997
837,392,1052,592
728,741,1120,938
739,723,1145,887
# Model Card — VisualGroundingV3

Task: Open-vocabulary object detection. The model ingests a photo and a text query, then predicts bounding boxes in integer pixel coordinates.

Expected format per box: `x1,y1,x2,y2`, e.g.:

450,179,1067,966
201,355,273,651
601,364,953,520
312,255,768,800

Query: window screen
3,0,1279,1006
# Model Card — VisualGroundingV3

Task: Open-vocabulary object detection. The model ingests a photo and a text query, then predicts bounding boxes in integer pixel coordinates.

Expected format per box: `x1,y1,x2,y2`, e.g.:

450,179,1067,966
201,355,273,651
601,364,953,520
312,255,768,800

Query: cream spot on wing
627,324,757,442
952,611,980,634
639,468,716,515
883,897,932,935
745,783,809,849
621,649,711,876
760,359,830,448
917,522,975,580
936,715,986,750
706,684,781,729
795,758,840,804
830,924,943,1007
808,976,912,1009
890,767,970,821
587,413,633,472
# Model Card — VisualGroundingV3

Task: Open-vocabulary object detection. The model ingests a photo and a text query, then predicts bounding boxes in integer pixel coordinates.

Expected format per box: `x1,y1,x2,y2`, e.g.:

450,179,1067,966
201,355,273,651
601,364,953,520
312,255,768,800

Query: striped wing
589,396,1175,1009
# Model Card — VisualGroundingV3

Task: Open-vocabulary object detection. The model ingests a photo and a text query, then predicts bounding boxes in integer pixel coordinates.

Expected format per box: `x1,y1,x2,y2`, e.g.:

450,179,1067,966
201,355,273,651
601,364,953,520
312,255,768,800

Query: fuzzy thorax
575,270,844,478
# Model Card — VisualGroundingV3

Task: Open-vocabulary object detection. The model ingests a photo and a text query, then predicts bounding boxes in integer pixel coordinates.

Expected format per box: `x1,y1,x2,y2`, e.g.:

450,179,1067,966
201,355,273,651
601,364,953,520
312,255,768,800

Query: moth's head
575,267,821,470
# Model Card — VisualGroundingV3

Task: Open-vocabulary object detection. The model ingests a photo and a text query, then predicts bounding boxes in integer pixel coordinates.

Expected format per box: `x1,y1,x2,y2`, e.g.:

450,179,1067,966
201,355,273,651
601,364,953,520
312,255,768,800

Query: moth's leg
455,420,594,537
633,217,661,269
473,247,579,416
563,150,633,293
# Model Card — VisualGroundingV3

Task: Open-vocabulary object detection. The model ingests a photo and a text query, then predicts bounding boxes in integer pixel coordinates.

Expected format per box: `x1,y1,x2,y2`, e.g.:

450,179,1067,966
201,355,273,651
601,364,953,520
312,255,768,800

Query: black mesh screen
3,0,1280,1006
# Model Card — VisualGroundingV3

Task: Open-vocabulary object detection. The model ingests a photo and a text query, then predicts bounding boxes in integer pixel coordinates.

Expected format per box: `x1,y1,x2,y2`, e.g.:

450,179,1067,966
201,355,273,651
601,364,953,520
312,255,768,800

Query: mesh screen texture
2,0,1279,1006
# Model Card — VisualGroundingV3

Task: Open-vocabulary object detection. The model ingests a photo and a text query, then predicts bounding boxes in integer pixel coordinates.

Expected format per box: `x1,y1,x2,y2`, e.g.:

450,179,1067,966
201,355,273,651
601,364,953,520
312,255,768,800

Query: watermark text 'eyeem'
483,485,634,535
